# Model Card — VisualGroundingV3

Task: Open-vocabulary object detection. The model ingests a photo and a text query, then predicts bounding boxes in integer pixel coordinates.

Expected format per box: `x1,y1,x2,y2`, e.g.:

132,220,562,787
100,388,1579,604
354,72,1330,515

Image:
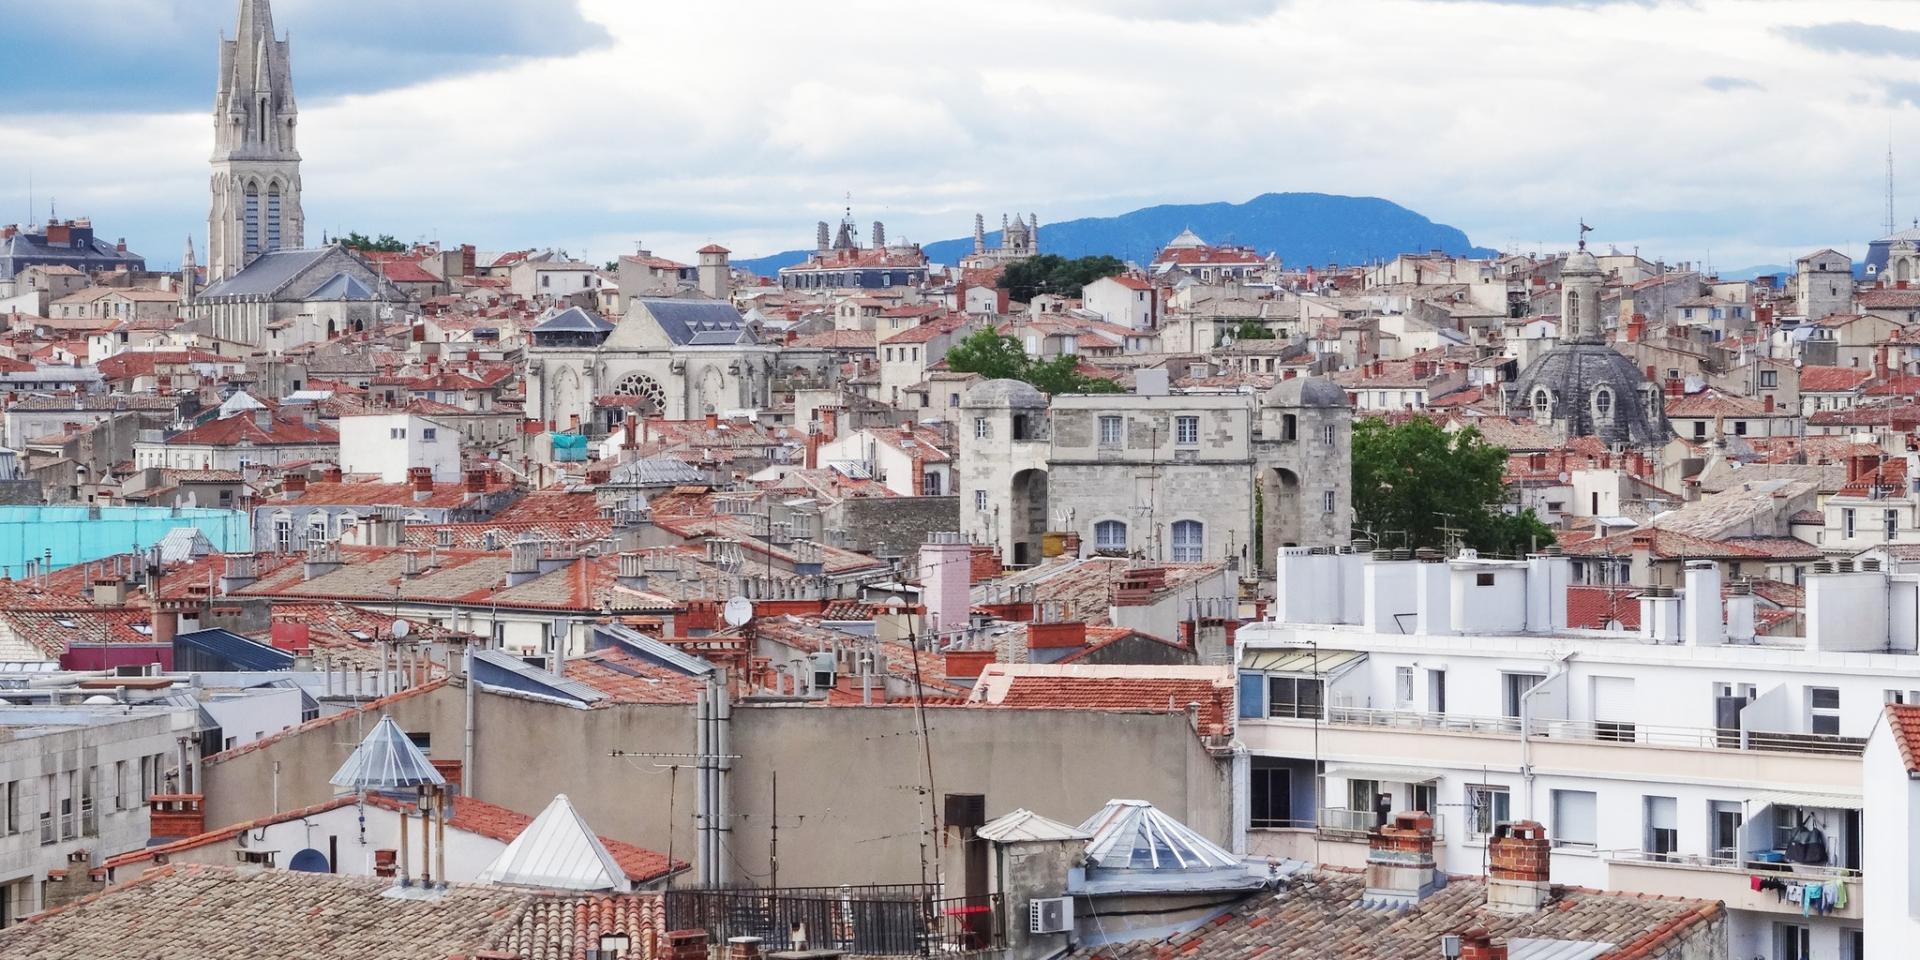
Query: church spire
207,0,303,285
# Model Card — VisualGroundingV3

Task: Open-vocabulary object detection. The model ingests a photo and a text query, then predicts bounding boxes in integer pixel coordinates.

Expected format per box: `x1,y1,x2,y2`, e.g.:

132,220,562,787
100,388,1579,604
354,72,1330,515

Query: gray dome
1508,343,1667,446
1264,376,1347,409
964,378,1047,408
1563,248,1601,275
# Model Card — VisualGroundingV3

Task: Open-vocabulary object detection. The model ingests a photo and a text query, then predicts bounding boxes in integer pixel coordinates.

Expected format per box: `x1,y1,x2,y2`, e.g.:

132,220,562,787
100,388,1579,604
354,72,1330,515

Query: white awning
1241,648,1366,678
1747,791,1863,811
1323,762,1443,784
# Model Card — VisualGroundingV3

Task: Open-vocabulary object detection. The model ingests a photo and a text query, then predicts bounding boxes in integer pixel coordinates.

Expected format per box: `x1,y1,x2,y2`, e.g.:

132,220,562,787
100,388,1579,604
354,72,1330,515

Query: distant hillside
734,193,1494,276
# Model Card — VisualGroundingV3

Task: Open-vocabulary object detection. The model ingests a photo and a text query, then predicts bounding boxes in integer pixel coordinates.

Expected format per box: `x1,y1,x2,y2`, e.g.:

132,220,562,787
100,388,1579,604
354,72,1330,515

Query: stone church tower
208,0,304,282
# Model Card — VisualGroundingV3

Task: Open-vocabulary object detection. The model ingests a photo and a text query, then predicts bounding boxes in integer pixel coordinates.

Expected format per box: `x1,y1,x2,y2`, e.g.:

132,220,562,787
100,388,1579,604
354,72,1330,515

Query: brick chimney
664,931,709,960
409,467,434,502
1363,811,1442,907
1486,820,1553,913
466,468,488,494
283,473,307,498
727,937,763,960
1455,927,1508,960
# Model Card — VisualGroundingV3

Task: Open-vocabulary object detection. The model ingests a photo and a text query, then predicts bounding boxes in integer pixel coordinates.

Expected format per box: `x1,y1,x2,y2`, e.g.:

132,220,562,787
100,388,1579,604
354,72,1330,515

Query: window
973,490,988,511
1710,800,1743,862
973,417,990,440
274,515,292,553
1266,676,1323,720
1323,424,1337,445
1174,416,1199,445
1322,490,1336,513
1395,666,1415,708
1531,389,1551,419
922,472,942,496
542,274,551,288
1502,672,1547,719
1550,789,1596,849
406,732,432,757
1466,784,1510,837
390,427,407,440
1692,421,1706,439
1890,510,1900,540
1347,779,1381,816
1644,795,1677,859
1593,388,1612,418
1094,520,1127,552
422,428,437,442
1844,508,1857,539
1887,689,1920,705
1098,415,1124,446
1,781,13,835
1171,520,1204,561
1249,763,1293,828
1411,783,1436,817
1733,420,1747,436
1775,923,1810,960
113,762,128,812
1808,686,1840,735
1760,370,1778,387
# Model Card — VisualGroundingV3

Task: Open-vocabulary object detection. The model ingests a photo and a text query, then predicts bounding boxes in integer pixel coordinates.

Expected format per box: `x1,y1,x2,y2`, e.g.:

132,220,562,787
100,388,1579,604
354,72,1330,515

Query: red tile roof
1799,366,1872,392
970,666,1232,736
563,648,707,705
1889,703,1920,774
166,412,337,448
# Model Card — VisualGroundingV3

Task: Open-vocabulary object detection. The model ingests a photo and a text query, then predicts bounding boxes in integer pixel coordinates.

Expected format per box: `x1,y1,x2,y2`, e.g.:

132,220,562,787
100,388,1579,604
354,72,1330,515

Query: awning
1746,791,1863,811
1323,762,1443,784
1241,648,1365,677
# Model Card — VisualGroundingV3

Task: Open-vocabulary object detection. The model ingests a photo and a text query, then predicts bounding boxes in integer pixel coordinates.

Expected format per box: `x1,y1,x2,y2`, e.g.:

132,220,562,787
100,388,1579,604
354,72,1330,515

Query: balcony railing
1315,807,1446,840
1606,848,1862,880
1308,706,1867,757
37,812,52,846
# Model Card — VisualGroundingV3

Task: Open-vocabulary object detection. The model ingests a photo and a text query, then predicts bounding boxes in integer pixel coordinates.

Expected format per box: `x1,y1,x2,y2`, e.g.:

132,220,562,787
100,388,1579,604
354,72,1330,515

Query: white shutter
1592,676,1635,723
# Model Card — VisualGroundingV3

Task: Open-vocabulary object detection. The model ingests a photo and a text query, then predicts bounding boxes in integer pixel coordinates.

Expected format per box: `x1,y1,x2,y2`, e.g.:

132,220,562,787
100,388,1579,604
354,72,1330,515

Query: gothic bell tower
208,0,304,283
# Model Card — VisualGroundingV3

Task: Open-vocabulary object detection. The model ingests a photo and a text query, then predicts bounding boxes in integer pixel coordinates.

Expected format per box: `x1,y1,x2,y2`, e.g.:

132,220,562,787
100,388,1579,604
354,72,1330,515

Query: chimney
665,931,709,960
1363,811,1442,908
1486,820,1552,913
1664,378,1683,399
507,537,542,587
617,551,648,591
466,468,488,494
282,473,307,499
820,407,839,441
270,619,311,652
728,937,764,960
219,553,258,593
402,549,425,579
1625,313,1646,342
325,466,343,483
1682,560,1724,645
1455,928,1508,960
409,467,434,502
252,408,272,431
92,577,126,607
1726,579,1757,642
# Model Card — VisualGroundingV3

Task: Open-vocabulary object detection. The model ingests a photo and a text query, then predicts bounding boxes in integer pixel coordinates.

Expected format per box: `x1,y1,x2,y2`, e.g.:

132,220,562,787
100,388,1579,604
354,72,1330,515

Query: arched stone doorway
1259,467,1302,570
1009,468,1049,567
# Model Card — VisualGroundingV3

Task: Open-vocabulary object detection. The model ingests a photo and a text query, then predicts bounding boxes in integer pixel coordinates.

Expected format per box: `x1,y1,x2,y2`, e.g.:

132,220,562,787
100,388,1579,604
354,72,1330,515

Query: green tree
1000,254,1128,301
1231,320,1275,341
1350,417,1553,557
340,231,407,253
945,329,1124,395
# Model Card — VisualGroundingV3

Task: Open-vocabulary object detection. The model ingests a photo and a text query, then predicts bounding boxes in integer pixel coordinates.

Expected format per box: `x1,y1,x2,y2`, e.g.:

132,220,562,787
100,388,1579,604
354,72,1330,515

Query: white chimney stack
1683,560,1724,646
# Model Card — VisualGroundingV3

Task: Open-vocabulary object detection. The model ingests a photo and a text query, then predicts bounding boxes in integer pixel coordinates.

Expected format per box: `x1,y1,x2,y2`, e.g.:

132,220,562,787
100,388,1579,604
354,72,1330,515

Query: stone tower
208,0,304,282
1560,236,1603,343
181,236,198,300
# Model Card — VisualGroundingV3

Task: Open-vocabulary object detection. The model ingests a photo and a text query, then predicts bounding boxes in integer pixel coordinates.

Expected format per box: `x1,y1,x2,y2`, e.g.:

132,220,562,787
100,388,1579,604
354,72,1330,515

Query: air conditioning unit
1029,897,1073,935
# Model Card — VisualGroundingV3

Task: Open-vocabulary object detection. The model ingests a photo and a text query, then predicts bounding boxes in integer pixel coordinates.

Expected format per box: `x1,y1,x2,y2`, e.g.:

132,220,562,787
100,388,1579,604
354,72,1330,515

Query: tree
999,254,1127,301
1350,417,1553,557
944,329,1124,395
1231,320,1275,341
340,232,407,253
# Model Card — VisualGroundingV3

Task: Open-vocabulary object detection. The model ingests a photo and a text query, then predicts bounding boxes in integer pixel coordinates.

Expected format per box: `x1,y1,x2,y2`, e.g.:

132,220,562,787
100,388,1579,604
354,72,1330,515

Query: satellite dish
722,596,753,628
390,619,412,640
288,848,331,873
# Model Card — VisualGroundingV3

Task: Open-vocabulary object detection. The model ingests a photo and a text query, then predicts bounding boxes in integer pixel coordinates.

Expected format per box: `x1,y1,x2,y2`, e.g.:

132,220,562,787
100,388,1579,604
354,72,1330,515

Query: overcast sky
1,0,1916,270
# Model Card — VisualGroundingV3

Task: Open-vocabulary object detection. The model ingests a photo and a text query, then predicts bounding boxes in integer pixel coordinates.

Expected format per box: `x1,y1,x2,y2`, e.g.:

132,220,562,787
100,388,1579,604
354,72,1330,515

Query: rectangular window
1266,676,1324,720
1808,686,1841,735
1889,510,1899,540
1323,490,1336,513
113,761,128,811
1347,779,1380,816
1323,424,1337,445
1,781,13,834
1098,415,1123,446
1550,789,1597,848
1249,764,1292,828
1844,508,1856,539
1466,784,1510,837
422,428,437,442
973,490,988,511
1502,672,1547,719
1644,795,1677,859
1759,370,1778,387
1395,666,1415,708
1775,923,1810,960
1411,784,1436,818
1174,416,1199,445
973,417,990,440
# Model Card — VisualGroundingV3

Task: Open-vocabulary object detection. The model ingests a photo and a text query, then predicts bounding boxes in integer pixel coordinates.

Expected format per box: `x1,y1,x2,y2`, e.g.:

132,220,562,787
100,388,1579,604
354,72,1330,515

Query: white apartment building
337,412,463,483
1232,548,1913,960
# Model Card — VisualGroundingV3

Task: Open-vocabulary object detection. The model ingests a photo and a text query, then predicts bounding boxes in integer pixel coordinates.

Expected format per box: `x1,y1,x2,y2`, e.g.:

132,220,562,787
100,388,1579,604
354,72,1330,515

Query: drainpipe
1517,655,1575,821
463,644,477,797
695,687,712,885
1229,743,1250,855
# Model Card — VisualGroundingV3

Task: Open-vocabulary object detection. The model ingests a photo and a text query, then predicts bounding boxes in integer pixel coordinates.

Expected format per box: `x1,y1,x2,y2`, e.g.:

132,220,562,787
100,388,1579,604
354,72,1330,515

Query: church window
610,374,667,416
266,185,282,254
1593,388,1613,419
243,184,261,259
259,98,268,143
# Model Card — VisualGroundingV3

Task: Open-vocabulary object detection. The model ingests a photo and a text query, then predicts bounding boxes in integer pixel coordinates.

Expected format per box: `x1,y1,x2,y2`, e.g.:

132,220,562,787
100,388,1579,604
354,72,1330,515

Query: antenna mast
1889,125,1899,239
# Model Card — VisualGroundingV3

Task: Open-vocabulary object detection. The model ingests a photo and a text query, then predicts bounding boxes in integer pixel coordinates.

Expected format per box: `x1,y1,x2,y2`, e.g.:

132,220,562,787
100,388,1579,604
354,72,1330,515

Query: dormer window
1593,388,1613,419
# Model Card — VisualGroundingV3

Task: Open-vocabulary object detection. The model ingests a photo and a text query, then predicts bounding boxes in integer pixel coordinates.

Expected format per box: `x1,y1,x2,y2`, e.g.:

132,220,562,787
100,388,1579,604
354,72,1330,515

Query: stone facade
208,0,304,282
959,378,1352,570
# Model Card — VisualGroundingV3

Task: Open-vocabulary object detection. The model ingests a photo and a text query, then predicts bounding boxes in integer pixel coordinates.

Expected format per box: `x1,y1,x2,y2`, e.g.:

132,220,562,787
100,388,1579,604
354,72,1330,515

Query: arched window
243,182,262,259
1593,387,1613,419
1095,520,1128,553
1566,290,1581,326
266,184,283,254
1171,520,1205,562
1532,389,1552,421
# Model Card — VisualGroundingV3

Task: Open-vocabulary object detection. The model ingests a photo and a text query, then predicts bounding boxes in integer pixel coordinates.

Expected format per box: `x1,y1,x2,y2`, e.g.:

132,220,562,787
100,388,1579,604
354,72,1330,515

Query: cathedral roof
632,298,755,346
1508,342,1667,447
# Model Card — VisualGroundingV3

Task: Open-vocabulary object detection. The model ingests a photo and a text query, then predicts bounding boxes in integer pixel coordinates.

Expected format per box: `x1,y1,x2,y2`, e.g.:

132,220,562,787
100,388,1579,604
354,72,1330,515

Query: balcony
1605,850,1862,919
1239,707,1863,789
1316,806,1447,842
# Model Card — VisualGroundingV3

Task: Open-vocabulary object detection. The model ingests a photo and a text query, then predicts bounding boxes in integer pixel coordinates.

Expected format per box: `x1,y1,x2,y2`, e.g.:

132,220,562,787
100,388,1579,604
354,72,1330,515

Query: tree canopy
944,329,1122,395
1350,417,1553,557
340,232,407,253
999,254,1127,301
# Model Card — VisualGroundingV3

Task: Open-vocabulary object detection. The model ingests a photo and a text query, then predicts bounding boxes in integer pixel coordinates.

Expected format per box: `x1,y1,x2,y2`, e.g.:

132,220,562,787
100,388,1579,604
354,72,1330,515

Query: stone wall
832,495,958,561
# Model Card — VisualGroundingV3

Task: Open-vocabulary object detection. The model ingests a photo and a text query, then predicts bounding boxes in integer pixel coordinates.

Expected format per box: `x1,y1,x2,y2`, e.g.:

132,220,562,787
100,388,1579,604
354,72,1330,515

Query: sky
0,0,1917,271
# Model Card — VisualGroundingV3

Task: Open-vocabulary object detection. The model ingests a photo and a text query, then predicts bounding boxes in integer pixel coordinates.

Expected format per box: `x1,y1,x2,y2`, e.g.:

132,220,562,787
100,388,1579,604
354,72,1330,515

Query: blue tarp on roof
550,431,589,462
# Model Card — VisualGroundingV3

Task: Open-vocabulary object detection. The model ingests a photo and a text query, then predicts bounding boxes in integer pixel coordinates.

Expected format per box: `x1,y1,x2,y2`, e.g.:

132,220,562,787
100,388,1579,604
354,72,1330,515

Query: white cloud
0,0,1912,269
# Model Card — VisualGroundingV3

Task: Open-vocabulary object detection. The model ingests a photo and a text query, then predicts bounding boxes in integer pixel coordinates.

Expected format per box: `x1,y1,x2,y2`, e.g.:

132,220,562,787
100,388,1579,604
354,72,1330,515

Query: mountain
733,192,1495,276
1717,264,1793,282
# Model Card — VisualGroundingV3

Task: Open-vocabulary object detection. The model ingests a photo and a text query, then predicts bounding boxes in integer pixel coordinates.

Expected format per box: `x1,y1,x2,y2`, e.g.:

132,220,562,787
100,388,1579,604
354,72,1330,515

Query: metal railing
1303,706,1867,757
1606,848,1863,880
37,812,52,846
665,886,1003,956
1316,807,1446,840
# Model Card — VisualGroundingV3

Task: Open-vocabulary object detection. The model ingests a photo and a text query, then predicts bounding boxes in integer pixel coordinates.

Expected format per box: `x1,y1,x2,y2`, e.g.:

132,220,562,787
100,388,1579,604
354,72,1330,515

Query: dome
1563,247,1601,276
1508,342,1666,446
1264,376,1347,409
964,378,1047,409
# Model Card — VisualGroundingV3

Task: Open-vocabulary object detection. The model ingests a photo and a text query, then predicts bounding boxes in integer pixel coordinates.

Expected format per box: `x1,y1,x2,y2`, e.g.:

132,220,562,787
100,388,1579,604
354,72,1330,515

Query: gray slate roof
634,298,754,346
199,249,334,299
532,306,614,333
